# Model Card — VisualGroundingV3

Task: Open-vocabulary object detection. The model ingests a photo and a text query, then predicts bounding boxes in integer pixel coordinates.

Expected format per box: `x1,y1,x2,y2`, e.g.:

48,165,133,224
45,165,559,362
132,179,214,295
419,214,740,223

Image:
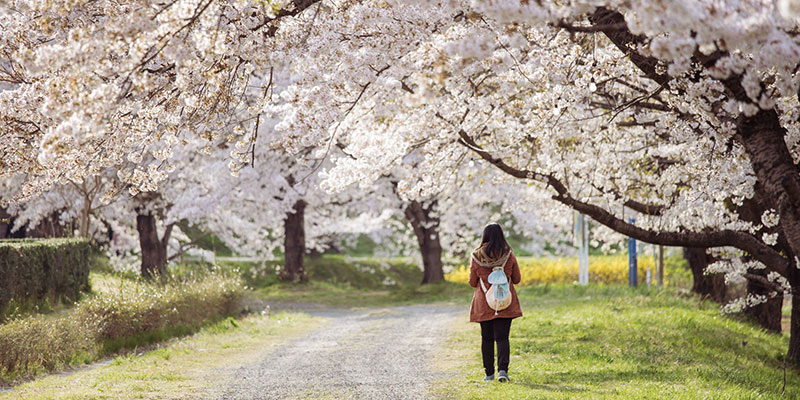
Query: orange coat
469,250,522,322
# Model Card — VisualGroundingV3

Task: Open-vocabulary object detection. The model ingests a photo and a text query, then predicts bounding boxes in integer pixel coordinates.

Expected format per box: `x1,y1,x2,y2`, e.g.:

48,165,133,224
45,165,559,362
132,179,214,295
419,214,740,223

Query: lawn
433,285,799,399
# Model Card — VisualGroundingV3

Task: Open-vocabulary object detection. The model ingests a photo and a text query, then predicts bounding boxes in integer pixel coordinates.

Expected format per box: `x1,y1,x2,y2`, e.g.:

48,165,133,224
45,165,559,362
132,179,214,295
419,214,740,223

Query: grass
0,269,243,385
0,297,75,325
220,254,433,290
432,284,800,399
253,279,473,308
238,253,693,310
243,253,692,309
201,253,475,308
0,312,320,400
4,253,796,399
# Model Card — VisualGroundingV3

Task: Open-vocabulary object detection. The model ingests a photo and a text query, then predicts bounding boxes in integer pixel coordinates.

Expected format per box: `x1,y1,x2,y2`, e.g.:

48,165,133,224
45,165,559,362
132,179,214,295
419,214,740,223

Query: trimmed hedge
0,238,91,316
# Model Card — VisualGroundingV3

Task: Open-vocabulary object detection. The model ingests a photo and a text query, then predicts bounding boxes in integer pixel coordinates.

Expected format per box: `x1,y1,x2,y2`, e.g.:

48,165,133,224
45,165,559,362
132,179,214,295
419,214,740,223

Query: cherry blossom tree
215,152,393,282
453,0,800,344
263,0,800,365
321,146,570,283
5,0,800,366
0,0,389,280
0,0,322,200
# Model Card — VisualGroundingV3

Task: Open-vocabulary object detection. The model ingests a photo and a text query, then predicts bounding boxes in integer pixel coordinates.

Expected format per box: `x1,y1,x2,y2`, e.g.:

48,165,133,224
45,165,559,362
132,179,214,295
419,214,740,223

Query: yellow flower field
445,254,691,287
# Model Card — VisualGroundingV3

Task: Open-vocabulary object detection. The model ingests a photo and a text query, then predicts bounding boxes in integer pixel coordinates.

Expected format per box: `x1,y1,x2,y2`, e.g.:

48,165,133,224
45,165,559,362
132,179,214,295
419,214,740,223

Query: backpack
480,267,511,315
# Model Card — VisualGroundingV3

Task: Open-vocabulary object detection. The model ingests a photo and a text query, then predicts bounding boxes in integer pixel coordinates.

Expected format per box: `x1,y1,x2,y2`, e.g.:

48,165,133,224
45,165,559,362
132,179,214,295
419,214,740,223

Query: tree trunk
25,213,67,238
0,208,12,239
789,293,800,367
582,6,800,366
743,268,783,333
735,109,800,358
281,199,307,282
404,200,444,284
79,197,91,238
738,110,800,265
136,213,170,279
786,261,800,366
683,247,727,303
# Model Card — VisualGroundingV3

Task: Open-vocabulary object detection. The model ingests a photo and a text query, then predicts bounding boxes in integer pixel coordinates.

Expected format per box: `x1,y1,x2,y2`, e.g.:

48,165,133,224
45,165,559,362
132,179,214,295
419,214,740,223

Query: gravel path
213,304,462,400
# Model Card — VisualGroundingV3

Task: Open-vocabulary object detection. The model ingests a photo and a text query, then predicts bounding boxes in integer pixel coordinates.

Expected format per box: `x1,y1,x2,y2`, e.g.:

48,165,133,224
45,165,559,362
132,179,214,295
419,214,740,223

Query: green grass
0,312,320,399
204,253,474,307
222,254,431,290
433,284,800,399
253,279,473,308
100,322,207,355
6,255,796,399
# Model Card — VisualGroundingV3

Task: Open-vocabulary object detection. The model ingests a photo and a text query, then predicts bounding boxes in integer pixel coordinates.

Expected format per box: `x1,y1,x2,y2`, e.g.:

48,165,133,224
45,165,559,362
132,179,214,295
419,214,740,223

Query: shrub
0,270,243,384
305,255,422,289
226,255,426,289
0,238,91,319
82,272,242,340
0,313,95,381
445,254,691,287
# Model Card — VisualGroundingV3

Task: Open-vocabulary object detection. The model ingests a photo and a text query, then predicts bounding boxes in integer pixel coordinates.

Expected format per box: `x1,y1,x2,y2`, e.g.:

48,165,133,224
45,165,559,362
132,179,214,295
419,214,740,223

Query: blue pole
628,218,638,287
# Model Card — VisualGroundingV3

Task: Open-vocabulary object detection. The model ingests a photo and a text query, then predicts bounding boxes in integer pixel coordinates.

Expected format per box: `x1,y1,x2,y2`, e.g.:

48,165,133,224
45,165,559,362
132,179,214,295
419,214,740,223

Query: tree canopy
2,0,800,364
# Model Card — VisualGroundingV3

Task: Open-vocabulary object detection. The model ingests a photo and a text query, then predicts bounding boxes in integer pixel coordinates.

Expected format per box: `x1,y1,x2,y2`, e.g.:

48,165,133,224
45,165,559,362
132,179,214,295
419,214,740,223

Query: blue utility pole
628,217,638,287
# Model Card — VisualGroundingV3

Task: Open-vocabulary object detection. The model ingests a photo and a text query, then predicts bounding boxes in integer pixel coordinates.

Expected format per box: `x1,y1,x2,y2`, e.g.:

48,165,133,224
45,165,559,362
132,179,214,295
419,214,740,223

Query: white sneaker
498,370,509,382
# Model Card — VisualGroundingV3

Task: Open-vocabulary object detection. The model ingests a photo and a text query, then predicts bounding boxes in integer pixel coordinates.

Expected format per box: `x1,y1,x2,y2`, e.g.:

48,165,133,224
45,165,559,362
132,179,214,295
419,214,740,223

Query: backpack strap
476,250,513,296
499,251,512,269
480,277,499,315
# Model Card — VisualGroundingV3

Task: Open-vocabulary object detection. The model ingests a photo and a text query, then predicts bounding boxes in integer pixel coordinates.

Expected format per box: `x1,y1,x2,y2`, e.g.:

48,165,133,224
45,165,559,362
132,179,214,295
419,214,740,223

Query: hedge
0,238,91,316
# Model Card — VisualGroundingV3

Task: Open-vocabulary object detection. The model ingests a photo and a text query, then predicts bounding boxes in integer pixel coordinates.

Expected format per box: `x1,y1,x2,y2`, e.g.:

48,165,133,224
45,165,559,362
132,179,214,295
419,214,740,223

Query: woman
469,223,522,383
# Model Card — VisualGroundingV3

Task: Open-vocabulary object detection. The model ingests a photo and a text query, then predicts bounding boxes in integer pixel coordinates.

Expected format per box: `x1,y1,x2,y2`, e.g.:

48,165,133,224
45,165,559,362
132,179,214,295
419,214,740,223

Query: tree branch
589,8,670,86
743,273,788,294
161,222,175,249
556,20,628,33
455,127,568,195
455,129,791,277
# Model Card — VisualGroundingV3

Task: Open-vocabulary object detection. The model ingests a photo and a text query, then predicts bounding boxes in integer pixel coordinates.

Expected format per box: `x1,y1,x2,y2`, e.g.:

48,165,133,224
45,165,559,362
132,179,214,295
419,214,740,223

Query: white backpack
480,267,512,315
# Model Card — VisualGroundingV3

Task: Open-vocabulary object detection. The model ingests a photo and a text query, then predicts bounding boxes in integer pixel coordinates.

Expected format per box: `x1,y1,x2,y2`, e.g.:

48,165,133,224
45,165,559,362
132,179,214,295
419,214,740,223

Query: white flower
779,0,800,19
761,209,780,228
762,232,778,246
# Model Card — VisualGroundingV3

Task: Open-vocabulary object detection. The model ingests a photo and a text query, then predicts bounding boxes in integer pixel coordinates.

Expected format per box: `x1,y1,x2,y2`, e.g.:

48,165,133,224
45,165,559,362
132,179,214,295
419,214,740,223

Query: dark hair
481,223,509,258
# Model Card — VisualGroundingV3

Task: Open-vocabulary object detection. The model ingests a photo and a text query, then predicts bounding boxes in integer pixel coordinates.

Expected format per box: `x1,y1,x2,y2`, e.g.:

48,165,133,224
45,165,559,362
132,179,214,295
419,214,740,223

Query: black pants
479,318,512,375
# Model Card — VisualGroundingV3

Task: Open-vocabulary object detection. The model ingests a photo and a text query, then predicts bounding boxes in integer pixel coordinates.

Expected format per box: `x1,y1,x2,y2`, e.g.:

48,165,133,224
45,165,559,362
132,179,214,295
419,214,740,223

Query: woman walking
469,223,522,382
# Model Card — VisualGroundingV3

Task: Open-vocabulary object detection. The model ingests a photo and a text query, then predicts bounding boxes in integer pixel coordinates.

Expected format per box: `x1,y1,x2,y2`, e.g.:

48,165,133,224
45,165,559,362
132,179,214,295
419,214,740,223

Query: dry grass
1,312,320,400
0,270,243,384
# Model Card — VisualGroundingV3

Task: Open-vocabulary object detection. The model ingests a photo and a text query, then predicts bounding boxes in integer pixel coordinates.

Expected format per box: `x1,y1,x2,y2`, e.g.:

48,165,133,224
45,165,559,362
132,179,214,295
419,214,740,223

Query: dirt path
211,304,463,400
